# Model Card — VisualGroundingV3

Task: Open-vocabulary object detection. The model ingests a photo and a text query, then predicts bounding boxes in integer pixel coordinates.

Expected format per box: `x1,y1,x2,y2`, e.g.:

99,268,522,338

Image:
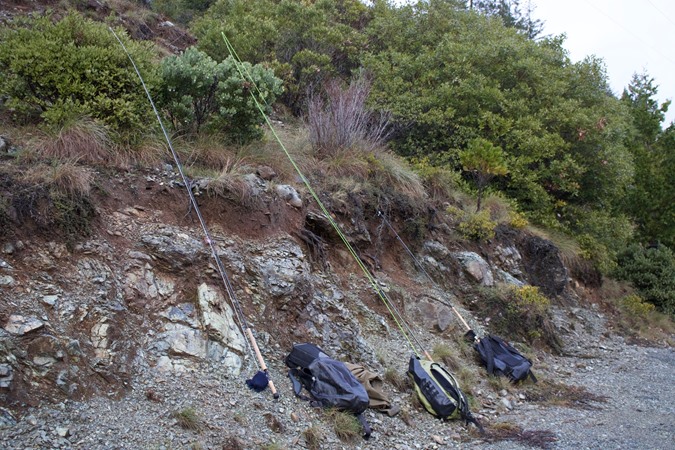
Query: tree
470,0,543,39
459,138,508,211
621,73,674,247
157,47,282,143
622,72,670,144
0,12,157,140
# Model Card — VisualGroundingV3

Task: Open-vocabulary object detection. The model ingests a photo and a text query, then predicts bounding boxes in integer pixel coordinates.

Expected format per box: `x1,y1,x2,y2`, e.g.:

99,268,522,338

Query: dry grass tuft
303,425,323,450
483,421,558,449
523,379,608,409
412,158,466,202
324,409,361,443
432,343,462,372
21,161,93,197
300,147,370,180
203,158,255,206
263,413,285,433
482,193,512,223
30,118,112,163
368,149,426,200
525,225,583,270
398,407,413,426
180,134,242,171
114,134,168,169
172,407,204,432
222,436,245,450
383,367,408,392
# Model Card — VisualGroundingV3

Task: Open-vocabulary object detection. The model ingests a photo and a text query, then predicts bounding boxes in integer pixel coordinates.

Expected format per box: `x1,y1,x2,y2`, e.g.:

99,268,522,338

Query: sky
531,0,675,126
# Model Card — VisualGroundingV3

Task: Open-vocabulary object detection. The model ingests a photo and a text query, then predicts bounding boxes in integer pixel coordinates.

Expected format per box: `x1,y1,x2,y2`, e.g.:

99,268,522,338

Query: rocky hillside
0,2,673,447
1,158,673,449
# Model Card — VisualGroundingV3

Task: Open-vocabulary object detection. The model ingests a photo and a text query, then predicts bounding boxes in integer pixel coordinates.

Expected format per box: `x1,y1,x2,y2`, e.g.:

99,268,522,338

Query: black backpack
285,343,372,439
408,356,482,431
474,335,537,383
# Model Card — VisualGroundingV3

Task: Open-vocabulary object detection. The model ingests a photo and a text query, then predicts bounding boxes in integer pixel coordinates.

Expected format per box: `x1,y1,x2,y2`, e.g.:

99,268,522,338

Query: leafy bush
455,209,497,242
157,47,282,143
508,211,529,229
474,285,561,352
191,0,369,113
0,13,157,142
620,294,656,317
563,207,634,274
614,244,675,314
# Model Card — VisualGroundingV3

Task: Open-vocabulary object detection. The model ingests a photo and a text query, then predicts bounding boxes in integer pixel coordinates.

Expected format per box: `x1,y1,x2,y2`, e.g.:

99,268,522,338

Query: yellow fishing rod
221,33,432,361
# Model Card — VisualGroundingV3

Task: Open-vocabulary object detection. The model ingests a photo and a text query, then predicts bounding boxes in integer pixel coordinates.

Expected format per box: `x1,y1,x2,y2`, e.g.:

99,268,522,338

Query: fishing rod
377,211,475,338
110,28,279,399
220,33,433,361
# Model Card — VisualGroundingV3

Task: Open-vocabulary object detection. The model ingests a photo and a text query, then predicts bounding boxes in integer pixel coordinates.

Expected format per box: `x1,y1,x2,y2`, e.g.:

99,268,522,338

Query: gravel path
473,341,675,450
2,331,673,450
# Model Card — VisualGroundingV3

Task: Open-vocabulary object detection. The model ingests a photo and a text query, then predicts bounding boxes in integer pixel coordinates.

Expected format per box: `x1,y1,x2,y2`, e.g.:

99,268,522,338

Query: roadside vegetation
0,0,672,339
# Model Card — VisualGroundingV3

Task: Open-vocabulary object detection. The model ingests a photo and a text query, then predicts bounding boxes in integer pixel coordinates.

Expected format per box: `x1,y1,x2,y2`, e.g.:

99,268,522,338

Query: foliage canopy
0,13,157,142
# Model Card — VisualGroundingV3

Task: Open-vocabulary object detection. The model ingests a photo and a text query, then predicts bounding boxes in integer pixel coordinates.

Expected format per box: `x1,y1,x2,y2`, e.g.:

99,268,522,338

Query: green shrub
474,285,561,352
0,13,158,142
614,244,675,314
157,47,282,143
620,294,656,317
508,211,529,229
563,208,634,274
457,209,497,242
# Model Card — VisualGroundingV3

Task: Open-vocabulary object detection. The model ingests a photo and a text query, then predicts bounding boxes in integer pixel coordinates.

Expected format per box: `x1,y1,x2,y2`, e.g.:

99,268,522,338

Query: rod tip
273,393,280,400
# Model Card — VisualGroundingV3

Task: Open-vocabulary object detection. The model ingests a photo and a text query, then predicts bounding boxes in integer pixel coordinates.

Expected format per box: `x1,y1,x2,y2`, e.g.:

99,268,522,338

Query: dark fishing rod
377,211,475,336
110,28,278,398
220,32,435,361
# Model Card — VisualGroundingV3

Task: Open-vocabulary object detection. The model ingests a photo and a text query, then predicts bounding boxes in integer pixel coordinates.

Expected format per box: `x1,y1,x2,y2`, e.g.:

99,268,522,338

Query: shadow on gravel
523,379,609,409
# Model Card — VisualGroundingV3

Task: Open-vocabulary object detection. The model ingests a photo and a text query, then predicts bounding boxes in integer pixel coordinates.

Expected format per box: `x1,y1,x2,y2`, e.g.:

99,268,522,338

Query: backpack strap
528,370,538,383
288,368,313,402
356,413,371,440
477,338,496,376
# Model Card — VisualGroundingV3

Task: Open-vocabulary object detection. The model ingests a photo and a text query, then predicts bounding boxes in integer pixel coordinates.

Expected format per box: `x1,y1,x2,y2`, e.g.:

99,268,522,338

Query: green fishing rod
220,33,434,361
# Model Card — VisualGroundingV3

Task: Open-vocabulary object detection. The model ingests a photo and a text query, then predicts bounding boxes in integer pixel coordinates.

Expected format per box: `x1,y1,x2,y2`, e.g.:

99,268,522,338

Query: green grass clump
324,409,361,443
172,407,204,432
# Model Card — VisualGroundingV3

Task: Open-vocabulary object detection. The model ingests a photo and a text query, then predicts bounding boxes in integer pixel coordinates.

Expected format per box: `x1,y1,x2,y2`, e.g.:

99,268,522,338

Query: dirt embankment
0,164,673,449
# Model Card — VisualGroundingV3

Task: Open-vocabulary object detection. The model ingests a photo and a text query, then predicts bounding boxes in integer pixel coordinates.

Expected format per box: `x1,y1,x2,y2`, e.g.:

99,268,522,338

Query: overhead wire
645,0,675,28
583,0,675,67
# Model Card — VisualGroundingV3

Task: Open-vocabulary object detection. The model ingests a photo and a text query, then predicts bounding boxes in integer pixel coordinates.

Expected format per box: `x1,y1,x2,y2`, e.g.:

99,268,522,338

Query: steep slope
2,161,673,449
